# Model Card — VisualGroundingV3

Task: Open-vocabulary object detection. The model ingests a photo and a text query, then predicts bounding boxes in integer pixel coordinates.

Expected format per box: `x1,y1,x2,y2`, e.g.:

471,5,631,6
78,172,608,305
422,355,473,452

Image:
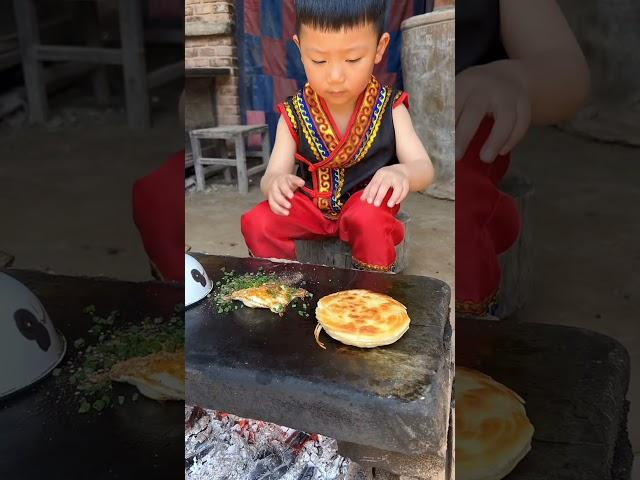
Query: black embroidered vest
278,76,407,219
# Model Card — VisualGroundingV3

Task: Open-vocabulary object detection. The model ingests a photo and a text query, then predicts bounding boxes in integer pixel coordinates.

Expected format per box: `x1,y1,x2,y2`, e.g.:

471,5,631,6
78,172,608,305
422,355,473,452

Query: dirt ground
513,126,640,470
0,82,183,281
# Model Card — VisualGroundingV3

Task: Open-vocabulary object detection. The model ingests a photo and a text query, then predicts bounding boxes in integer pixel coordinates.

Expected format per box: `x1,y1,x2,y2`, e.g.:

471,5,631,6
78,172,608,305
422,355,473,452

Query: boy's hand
267,174,305,216
361,165,409,208
456,61,532,163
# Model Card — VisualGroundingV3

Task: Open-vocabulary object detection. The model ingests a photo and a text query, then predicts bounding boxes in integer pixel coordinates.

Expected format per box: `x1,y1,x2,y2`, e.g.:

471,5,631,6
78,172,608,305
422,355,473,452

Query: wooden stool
295,211,411,273
495,170,534,319
189,125,270,194
0,251,15,268
13,0,183,129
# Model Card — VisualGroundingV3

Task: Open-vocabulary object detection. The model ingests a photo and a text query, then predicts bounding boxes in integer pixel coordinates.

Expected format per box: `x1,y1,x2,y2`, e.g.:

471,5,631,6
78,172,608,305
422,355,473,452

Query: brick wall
185,0,240,127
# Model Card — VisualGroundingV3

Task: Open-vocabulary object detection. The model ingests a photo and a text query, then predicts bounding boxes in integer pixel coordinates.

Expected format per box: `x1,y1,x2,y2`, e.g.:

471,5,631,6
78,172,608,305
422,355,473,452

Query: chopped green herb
64,306,183,414
213,271,282,312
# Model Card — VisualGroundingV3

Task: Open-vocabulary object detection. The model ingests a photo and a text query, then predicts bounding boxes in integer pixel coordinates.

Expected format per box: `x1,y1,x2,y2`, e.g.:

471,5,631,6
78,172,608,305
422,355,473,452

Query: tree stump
494,171,534,319
295,212,411,273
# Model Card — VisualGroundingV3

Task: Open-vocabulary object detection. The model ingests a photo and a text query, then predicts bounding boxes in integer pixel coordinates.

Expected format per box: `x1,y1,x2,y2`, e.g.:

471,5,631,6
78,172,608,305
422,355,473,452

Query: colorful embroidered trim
278,102,299,145
343,84,390,170
316,166,332,212
392,91,409,110
352,256,395,272
455,293,498,316
289,76,393,216
294,91,329,162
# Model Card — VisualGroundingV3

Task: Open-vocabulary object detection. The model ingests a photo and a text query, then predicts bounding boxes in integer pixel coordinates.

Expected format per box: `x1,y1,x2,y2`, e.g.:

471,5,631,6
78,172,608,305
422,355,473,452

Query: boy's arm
259,117,298,197
363,105,434,208
456,0,589,162
391,105,434,192
499,0,590,125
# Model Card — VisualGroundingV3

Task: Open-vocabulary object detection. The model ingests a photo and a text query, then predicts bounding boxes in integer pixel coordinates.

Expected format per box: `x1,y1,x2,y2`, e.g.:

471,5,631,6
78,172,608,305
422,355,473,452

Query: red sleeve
277,102,300,146
392,91,410,111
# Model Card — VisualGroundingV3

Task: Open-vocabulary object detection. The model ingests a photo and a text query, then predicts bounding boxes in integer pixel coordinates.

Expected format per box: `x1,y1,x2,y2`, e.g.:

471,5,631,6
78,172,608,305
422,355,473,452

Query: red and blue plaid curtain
236,0,427,145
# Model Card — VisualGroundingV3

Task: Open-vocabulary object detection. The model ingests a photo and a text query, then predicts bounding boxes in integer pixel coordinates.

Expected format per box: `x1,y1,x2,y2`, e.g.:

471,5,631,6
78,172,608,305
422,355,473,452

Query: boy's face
294,23,390,107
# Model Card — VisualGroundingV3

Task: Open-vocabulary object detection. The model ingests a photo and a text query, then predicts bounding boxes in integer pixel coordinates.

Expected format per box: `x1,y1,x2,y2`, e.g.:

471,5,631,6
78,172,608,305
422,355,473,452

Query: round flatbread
314,289,410,348
456,367,534,480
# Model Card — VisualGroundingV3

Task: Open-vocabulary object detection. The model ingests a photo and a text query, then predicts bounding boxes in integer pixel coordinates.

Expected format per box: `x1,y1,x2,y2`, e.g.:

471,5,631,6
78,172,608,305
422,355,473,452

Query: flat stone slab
186,255,452,456
457,318,632,479
0,269,184,479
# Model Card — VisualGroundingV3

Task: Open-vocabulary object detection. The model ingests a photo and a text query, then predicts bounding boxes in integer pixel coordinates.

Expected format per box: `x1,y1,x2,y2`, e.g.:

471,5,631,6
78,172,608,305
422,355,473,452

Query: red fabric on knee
240,189,405,270
456,117,522,314
338,190,404,269
240,192,337,259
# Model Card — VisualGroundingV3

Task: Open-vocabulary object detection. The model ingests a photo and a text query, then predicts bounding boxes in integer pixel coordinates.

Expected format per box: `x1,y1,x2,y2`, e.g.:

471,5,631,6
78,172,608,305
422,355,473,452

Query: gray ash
185,406,351,480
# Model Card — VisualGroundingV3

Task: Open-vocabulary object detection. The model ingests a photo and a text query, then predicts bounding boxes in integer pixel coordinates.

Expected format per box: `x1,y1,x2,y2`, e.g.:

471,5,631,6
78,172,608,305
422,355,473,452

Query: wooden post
118,0,150,129
261,127,271,168
235,134,249,194
13,0,48,123
221,140,232,183
0,250,15,268
78,1,109,105
190,133,205,191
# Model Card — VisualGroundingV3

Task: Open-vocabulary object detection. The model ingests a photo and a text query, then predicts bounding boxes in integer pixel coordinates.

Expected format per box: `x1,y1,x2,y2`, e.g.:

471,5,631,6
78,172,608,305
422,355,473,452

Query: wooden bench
189,125,270,194
295,211,411,273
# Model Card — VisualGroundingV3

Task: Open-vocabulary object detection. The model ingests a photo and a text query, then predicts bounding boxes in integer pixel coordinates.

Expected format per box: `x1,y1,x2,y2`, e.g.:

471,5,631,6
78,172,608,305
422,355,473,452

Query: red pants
456,118,521,315
241,190,404,271
132,150,185,282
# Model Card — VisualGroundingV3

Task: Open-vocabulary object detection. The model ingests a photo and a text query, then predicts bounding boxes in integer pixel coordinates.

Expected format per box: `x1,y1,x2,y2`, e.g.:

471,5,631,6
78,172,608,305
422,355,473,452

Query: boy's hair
295,0,387,39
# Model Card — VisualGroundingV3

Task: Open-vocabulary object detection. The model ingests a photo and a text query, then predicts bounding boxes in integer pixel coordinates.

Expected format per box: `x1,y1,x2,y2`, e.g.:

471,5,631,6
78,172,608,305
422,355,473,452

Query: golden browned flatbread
456,367,534,480
314,289,410,349
107,350,185,401
229,283,310,315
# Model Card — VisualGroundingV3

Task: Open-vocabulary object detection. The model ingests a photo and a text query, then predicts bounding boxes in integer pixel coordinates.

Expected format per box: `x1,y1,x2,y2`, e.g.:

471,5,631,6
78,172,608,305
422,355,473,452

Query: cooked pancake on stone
456,367,534,480
107,350,185,401
228,282,310,315
314,289,410,349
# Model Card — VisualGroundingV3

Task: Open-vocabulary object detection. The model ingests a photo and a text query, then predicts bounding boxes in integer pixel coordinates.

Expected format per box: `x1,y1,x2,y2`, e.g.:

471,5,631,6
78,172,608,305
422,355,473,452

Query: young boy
241,0,433,272
455,0,589,315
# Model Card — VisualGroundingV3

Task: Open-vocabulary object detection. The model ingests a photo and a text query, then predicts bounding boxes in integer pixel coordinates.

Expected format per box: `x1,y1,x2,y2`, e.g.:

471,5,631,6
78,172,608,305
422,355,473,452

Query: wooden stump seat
295,211,411,273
